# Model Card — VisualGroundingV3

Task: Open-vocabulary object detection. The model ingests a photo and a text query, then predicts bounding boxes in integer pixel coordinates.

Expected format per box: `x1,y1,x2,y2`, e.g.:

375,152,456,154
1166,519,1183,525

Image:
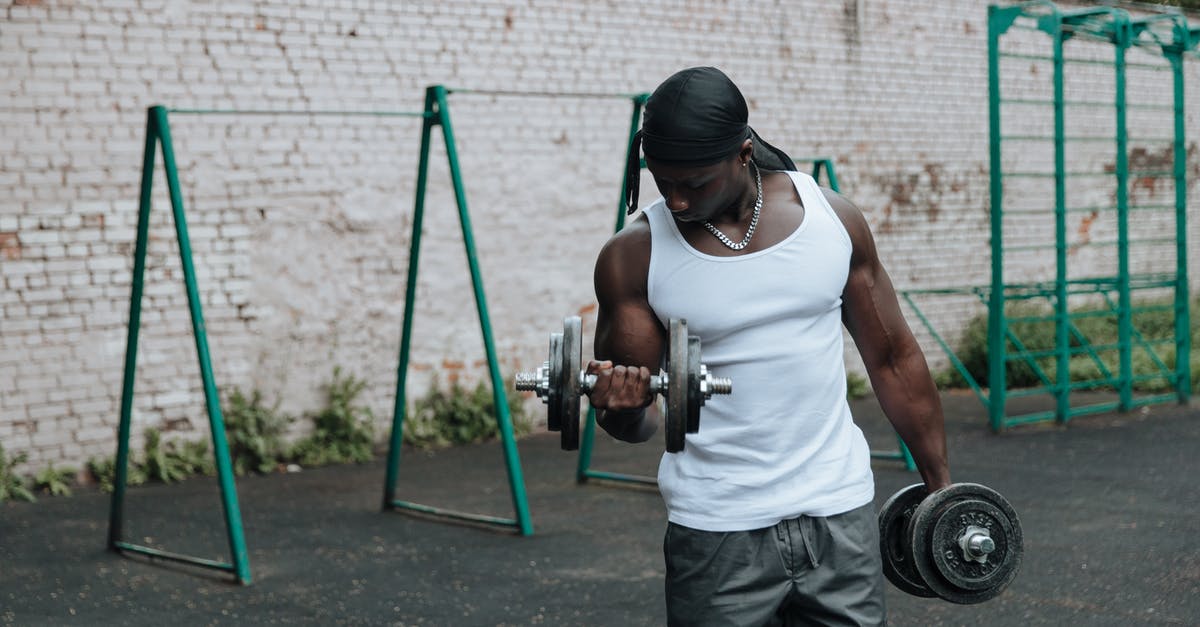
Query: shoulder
594,213,652,298
819,187,876,264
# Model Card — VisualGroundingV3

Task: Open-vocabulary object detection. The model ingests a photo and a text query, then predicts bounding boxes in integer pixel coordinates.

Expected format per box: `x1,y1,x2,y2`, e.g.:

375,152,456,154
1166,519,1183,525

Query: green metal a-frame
903,1,1196,431
380,85,655,533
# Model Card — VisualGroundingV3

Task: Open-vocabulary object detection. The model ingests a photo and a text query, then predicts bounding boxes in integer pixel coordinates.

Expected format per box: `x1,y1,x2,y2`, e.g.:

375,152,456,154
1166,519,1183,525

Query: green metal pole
577,93,647,484
1169,51,1191,404
987,5,1010,432
1113,24,1133,412
154,106,252,584
108,108,158,550
434,86,533,536
383,89,436,510
1052,21,1071,424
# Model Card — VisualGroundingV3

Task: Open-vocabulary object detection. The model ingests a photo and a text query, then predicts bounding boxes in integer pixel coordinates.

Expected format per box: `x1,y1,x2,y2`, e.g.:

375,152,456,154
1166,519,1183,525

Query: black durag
625,67,796,215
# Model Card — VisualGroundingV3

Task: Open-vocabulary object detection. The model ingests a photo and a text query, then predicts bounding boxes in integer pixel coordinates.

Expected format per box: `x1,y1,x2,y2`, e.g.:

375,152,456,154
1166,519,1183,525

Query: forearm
596,407,658,443
869,350,951,490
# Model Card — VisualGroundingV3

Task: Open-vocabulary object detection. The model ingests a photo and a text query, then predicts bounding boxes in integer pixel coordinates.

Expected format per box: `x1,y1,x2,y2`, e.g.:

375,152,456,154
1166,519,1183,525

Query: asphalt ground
2,390,1198,626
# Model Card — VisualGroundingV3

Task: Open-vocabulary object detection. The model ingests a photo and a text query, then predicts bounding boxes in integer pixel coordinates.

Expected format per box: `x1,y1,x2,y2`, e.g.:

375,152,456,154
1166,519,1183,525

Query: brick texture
2,0,1198,471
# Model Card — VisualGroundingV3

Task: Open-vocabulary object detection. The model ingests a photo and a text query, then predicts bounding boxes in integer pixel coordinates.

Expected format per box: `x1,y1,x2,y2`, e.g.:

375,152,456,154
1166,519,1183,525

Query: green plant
846,372,871,400
33,464,75,497
0,443,35,503
224,388,293,475
291,367,377,466
406,376,531,449
86,455,146,493
142,428,190,483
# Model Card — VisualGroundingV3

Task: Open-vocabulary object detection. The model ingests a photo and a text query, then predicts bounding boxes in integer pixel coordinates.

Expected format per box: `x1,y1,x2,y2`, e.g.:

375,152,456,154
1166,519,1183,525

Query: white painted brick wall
2,0,1199,472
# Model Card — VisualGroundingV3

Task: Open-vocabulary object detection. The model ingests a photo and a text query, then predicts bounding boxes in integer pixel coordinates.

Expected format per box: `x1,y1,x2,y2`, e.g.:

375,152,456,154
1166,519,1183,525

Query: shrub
406,376,530,449
33,464,74,497
291,367,376,466
224,388,293,475
0,443,34,503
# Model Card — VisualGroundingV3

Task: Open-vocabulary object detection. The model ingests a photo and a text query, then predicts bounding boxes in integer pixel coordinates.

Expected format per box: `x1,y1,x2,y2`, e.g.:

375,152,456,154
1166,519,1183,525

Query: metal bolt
959,525,995,564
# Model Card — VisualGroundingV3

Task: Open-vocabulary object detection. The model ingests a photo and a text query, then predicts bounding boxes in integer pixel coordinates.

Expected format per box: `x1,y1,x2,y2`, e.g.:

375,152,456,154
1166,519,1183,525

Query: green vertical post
155,106,252,584
1169,51,1191,404
987,5,1010,432
109,108,158,550
1051,20,1071,424
383,90,436,510
577,93,647,484
1113,22,1134,412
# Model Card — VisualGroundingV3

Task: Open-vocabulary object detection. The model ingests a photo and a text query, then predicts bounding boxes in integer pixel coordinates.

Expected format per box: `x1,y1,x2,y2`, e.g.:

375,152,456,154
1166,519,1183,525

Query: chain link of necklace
703,162,762,251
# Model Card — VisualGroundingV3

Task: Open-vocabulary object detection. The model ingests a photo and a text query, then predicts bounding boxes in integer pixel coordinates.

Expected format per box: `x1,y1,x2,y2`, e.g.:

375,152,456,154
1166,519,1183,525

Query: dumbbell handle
515,365,733,399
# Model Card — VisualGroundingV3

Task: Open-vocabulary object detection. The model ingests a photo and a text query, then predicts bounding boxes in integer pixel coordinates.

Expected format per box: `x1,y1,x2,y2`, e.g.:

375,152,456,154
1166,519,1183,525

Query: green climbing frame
903,1,1195,431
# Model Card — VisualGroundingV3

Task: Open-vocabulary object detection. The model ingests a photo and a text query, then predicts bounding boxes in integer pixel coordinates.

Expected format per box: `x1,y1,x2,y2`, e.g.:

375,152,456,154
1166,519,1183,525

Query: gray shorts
663,502,886,627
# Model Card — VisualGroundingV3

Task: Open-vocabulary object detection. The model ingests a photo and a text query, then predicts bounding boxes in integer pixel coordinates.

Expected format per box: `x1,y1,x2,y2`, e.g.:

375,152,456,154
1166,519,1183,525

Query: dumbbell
514,316,731,452
878,482,1023,605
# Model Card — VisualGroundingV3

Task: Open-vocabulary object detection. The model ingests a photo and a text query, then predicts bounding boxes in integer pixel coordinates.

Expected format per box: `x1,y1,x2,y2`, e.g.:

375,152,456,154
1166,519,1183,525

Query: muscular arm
589,217,665,443
826,189,951,491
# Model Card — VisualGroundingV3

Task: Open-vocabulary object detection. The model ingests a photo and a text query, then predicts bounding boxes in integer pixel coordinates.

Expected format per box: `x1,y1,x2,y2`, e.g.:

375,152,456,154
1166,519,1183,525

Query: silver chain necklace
703,162,762,251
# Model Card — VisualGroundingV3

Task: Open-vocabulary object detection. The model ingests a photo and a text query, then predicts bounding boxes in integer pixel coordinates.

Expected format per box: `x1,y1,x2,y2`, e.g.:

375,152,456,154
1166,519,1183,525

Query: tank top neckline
658,170,817,263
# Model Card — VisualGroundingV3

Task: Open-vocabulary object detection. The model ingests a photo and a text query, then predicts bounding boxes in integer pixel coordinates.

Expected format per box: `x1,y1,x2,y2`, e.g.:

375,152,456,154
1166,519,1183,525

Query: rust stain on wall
0,232,20,260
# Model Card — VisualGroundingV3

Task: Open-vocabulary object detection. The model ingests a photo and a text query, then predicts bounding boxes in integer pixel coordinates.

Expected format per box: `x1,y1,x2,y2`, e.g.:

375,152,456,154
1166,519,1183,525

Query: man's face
645,156,743,223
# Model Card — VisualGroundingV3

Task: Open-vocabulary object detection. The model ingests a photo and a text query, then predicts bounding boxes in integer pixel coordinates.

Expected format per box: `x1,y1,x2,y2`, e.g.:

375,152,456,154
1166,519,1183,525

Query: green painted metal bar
383,85,533,535
1169,51,1192,404
389,500,519,527
1051,16,1070,425
578,94,649,486
988,4,1010,431
578,470,658,486
900,292,989,408
1128,393,1181,407
112,541,235,572
167,108,428,118
155,106,253,584
1114,22,1134,413
444,88,646,100
999,51,1170,70
108,108,157,554
382,89,437,513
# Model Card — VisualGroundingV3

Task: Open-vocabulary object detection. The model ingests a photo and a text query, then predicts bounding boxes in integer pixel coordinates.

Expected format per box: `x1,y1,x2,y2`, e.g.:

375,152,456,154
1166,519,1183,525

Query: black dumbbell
878,482,1023,604
514,316,731,452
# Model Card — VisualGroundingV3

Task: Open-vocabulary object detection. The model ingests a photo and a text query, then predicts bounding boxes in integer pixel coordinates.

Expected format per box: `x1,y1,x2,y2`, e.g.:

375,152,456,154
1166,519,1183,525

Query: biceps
595,302,665,369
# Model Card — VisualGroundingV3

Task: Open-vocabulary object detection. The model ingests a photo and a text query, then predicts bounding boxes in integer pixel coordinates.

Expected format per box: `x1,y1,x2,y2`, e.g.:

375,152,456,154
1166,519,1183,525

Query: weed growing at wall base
290,367,376,466
224,388,294,476
406,377,531,449
0,443,35,503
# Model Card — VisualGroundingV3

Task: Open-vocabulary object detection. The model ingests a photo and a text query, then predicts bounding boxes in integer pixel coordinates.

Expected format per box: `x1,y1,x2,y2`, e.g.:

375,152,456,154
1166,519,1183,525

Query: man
584,67,951,626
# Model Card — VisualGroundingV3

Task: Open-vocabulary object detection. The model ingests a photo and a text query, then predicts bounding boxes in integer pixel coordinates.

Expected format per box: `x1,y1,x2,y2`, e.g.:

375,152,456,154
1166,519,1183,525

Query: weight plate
878,484,936,598
665,319,688,453
686,336,702,434
547,332,563,433
910,483,1023,605
929,499,1021,593
560,316,583,451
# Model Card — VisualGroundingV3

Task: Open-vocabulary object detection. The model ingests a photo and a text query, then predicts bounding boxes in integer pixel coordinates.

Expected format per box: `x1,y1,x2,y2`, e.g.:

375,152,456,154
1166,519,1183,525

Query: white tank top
645,170,874,531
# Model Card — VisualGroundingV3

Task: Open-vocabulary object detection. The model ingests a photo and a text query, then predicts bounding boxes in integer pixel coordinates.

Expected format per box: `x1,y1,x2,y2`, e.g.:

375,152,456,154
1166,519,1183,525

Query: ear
738,138,754,166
